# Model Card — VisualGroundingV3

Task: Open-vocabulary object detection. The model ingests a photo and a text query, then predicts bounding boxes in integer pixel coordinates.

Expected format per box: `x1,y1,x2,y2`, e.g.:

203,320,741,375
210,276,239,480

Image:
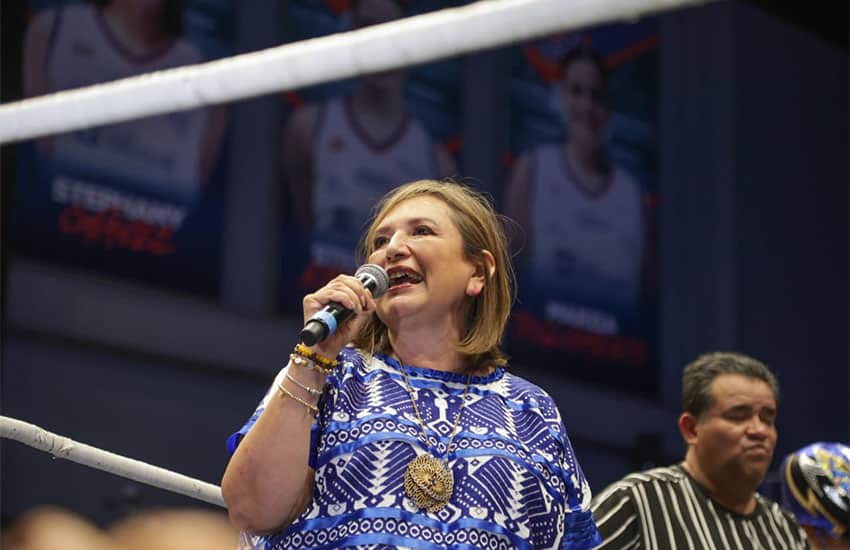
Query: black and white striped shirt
590,464,809,549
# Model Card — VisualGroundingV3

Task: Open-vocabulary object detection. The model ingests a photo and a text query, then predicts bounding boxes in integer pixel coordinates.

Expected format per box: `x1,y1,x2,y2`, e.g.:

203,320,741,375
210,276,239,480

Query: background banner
13,0,234,296
503,20,659,394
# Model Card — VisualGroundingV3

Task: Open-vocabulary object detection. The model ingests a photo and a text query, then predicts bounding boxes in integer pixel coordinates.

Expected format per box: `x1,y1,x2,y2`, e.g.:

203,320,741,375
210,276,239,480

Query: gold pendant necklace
398,360,471,513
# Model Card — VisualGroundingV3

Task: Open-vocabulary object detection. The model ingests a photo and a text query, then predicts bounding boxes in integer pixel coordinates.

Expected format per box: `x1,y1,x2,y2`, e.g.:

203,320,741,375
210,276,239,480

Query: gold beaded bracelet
293,343,339,370
289,353,334,376
277,380,319,416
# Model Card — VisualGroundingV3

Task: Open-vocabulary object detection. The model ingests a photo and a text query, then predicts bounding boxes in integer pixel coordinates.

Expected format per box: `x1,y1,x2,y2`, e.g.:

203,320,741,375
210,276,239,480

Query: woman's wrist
276,353,330,417
312,344,343,364
276,377,319,417
287,354,329,387
293,343,339,374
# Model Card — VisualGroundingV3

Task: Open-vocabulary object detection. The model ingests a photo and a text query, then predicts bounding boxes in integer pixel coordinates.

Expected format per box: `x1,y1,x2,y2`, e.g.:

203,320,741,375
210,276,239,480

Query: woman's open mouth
387,268,423,290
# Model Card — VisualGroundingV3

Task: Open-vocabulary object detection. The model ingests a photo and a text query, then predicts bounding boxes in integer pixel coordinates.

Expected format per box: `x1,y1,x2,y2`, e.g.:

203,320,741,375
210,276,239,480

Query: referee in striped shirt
590,352,810,549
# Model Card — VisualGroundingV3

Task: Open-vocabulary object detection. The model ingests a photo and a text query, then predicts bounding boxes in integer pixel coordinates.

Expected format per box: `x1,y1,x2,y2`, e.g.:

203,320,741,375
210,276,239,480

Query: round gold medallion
403,454,454,513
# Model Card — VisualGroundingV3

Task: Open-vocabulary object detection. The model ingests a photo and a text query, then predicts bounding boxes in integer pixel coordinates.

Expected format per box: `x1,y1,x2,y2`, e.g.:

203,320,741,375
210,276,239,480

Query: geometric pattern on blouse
229,347,601,550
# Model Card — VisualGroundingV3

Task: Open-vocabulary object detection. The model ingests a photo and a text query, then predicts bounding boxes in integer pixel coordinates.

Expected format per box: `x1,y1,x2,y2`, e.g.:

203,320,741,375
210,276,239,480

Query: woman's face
367,195,483,332
559,58,609,153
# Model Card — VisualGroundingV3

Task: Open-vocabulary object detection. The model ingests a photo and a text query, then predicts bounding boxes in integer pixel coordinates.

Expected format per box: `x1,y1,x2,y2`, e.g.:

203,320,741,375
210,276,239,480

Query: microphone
300,264,389,346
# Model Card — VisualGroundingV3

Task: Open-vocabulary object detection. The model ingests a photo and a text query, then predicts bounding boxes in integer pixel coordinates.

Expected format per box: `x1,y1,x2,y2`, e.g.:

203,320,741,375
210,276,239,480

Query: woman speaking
222,180,601,549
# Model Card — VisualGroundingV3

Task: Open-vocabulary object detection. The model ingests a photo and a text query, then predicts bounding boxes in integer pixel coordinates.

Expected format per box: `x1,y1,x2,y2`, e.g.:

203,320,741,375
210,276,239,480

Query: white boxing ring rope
0,416,226,507
1,0,713,506
0,0,713,146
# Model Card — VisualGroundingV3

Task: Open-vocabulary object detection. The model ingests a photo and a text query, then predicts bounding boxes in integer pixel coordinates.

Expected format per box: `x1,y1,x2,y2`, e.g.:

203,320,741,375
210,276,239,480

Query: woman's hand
302,274,378,359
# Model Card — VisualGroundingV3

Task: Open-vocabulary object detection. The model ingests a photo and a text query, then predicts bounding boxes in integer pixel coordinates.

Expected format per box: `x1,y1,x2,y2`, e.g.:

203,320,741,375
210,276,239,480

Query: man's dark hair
682,352,780,419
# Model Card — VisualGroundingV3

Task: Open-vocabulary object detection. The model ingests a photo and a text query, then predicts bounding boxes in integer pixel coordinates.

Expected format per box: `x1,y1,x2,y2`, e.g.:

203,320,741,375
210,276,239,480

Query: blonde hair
352,179,515,371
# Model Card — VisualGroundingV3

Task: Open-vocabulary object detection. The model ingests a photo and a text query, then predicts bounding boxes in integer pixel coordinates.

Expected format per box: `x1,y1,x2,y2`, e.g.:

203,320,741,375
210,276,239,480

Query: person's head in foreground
780,442,850,549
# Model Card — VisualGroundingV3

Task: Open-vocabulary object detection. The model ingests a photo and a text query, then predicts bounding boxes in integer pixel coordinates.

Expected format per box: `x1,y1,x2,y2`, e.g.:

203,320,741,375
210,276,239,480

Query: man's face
691,374,778,488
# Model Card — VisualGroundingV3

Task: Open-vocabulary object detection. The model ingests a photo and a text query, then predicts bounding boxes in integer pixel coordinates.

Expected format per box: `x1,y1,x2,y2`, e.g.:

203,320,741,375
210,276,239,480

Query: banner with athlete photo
278,0,464,312
503,21,660,395
12,0,234,296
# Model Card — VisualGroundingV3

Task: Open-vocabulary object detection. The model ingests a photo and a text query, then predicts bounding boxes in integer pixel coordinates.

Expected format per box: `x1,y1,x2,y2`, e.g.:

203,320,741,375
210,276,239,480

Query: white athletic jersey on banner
529,144,643,312
45,3,208,192
311,97,439,271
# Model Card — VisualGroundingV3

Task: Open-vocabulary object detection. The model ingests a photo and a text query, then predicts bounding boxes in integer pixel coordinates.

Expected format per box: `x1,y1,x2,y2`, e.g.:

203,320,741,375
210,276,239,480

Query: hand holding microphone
300,264,389,346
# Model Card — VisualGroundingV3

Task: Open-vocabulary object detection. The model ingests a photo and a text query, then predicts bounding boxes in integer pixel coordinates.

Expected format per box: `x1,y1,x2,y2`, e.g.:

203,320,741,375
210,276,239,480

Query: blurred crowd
1,506,238,550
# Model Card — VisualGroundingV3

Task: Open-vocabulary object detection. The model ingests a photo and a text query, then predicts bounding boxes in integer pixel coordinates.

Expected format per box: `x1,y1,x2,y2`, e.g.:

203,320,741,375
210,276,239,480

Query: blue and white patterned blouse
228,347,601,550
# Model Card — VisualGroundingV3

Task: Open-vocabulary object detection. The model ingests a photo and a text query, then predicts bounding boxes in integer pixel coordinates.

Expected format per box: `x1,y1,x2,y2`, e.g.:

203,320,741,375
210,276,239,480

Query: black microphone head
355,264,389,299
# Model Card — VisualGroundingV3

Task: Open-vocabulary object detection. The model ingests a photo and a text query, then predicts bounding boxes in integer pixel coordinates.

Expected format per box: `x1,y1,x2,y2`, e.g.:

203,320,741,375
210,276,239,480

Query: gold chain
398,360,471,465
